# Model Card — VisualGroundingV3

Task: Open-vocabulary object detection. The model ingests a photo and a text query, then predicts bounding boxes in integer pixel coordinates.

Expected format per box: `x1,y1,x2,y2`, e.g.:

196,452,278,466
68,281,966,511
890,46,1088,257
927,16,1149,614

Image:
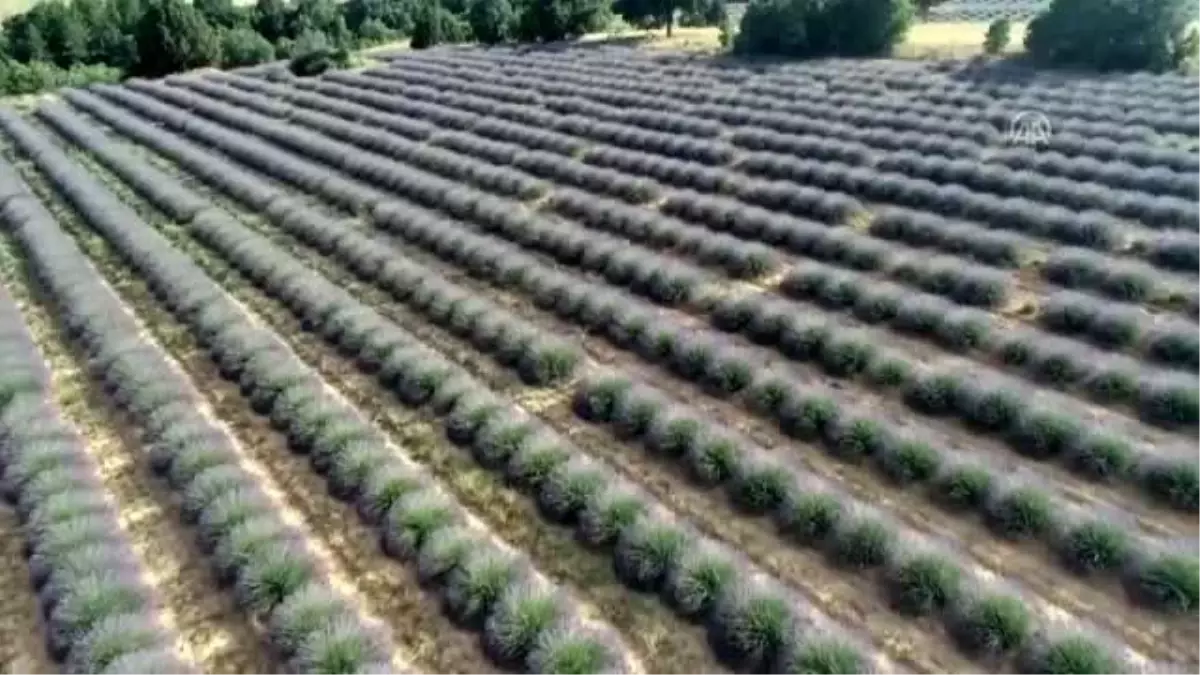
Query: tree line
0,0,729,93
733,0,1197,73
0,0,1193,98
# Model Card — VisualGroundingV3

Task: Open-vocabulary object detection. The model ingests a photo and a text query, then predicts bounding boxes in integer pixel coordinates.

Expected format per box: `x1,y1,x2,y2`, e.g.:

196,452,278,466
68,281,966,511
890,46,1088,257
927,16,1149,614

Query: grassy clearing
595,21,1028,57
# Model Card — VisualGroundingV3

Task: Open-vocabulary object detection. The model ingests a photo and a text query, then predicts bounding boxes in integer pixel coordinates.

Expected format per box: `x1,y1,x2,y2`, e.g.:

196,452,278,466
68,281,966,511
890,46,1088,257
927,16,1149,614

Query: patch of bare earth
0,500,54,674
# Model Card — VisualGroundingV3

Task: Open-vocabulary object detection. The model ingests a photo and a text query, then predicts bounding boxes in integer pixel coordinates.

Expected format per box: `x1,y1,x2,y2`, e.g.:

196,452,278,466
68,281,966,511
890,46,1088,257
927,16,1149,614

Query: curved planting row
176,78,546,203
94,85,388,214
62,99,871,671
75,70,1200,552
698,81,1168,147
539,95,724,139
297,76,583,154
172,77,1026,314
225,73,1184,296
188,201,879,675
114,81,711,309
775,264,1199,431
82,85,1200,511
64,91,582,390
0,108,400,675
382,59,720,113
413,50,1199,175
875,150,1198,231
1042,131,1200,174
1035,291,1198,370
0,278,189,673
386,51,1200,252
363,198,1200,603
963,79,1197,110
288,71,872,229
572,374,1144,671
63,82,1180,662
866,207,1037,268
352,62,1200,273
33,100,634,674
100,81,1200,487
179,77,659,207
580,144,743,194
429,130,527,166
739,152,1125,249
1039,245,1194,310
292,59,1171,270
406,47,1198,173
289,68,883,231
695,96,998,147
222,74,1007,277
987,148,1199,201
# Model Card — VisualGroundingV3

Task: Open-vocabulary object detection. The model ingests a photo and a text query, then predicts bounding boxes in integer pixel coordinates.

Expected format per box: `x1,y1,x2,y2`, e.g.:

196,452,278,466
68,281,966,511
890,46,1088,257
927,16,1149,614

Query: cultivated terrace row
49,77,1200,667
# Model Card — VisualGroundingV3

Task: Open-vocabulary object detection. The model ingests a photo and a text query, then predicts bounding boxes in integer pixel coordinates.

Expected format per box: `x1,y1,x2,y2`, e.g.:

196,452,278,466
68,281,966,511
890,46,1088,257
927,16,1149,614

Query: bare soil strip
0,232,274,674
0,498,55,675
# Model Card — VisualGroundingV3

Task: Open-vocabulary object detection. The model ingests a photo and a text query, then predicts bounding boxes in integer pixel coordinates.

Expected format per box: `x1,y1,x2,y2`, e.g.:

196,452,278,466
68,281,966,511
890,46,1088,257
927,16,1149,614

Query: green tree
614,0,674,34
680,0,726,26
195,0,247,28
290,0,345,39
288,42,350,74
734,0,912,57
517,0,611,41
3,17,51,62
342,0,420,34
983,17,1010,54
1026,0,1196,72
355,17,396,43
25,24,50,62
253,0,292,42
468,0,516,43
292,26,331,52
220,26,275,65
913,0,947,17
733,0,813,56
135,0,220,76
410,2,471,47
32,1,91,66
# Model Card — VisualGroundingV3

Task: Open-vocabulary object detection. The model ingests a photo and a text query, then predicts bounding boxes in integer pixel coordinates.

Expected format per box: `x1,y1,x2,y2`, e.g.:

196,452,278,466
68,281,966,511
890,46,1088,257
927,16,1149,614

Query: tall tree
1026,0,1197,71
614,0,676,36
253,0,292,43
135,0,220,76
2,15,51,62
194,0,247,28
468,0,515,43
517,0,610,42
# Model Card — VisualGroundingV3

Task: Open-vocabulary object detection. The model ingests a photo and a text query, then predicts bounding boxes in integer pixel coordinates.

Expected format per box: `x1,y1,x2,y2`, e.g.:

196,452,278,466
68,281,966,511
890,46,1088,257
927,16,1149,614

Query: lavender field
0,44,1197,674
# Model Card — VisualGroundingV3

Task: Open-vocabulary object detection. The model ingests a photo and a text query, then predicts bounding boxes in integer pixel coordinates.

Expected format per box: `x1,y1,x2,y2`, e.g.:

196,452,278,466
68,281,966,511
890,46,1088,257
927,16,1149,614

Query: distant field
0,39,1197,675
619,22,1028,56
